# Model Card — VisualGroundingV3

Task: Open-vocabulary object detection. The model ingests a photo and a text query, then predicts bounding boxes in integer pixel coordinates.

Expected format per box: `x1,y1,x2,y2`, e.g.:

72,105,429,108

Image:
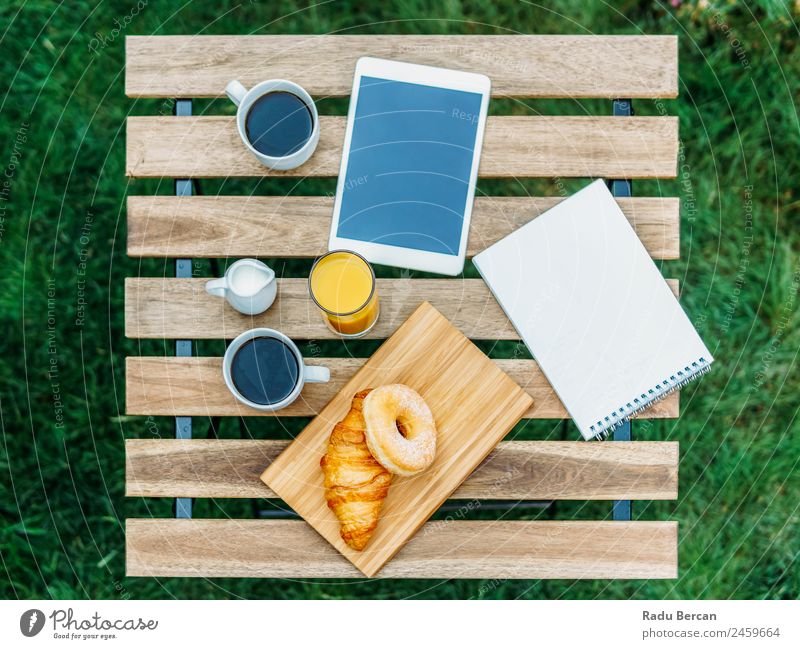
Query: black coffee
244,91,313,157
231,336,299,405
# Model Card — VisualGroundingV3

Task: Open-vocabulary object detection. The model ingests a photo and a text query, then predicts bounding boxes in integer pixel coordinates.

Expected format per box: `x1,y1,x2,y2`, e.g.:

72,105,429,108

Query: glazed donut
362,384,437,477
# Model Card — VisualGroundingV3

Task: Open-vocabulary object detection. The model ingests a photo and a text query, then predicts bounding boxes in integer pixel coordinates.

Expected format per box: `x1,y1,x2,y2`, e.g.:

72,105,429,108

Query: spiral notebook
473,179,713,440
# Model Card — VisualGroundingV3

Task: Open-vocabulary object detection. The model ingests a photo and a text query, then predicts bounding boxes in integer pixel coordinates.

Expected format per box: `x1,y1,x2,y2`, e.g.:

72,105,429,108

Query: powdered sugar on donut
362,384,437,477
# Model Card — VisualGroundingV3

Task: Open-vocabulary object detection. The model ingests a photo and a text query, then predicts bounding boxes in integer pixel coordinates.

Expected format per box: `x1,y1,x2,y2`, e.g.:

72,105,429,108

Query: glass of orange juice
309,250,379,338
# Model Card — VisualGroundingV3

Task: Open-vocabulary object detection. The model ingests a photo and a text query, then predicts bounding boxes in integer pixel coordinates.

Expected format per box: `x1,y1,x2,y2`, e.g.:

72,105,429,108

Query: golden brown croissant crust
320,390,392,550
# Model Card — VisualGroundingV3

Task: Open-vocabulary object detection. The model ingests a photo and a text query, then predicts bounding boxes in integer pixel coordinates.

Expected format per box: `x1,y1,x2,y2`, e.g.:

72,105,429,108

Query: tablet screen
336,76,484,256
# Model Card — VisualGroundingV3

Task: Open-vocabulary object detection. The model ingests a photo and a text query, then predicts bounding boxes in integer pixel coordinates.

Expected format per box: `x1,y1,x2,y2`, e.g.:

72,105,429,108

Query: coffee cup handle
205,277,227,298
304,365,330,383
225,80,248,106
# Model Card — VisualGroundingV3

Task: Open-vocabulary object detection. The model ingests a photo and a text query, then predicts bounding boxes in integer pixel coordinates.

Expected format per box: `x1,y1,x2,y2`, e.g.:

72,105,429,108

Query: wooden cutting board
260,301,533,577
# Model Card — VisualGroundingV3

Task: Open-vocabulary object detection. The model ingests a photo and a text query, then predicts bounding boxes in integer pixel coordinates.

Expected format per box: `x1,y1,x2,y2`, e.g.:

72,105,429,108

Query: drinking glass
309,250,379,338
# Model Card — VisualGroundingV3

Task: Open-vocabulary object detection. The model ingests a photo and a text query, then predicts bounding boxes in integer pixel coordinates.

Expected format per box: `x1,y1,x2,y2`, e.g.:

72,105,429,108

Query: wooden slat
126,439,679,500
126,518,678,579
126,35,678,99
127,195,680,260
125,356,679,419
126,115,679,179
125,278,680,340
260,302,532,577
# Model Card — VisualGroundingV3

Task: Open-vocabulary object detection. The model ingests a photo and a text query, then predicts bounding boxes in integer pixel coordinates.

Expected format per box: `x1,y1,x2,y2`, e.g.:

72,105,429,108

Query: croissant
320,389,392,550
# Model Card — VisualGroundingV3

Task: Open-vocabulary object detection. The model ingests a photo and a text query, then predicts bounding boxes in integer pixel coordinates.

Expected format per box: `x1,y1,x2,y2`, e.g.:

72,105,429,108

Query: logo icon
20,609,45,637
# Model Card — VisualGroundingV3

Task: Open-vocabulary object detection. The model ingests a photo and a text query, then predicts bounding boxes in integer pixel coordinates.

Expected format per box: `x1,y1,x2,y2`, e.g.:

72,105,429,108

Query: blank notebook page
473,179,712,440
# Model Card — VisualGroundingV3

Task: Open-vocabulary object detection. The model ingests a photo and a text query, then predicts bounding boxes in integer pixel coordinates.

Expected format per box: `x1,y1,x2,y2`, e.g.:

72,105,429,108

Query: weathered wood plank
125,356,680,419
126,439,679,500
127,195,680,260
125,35,678,99
258,302,532,577
126,518,678,579
126,116,679,178
125,278,680,340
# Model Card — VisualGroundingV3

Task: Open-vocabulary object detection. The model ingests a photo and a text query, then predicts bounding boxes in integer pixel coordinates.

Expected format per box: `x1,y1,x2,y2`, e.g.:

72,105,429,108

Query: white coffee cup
223,328,330,412
205,258,277,316
225,79,320,170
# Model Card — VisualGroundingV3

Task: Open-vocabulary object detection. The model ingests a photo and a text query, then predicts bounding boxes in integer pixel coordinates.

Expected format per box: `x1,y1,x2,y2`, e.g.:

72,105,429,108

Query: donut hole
396,419,409,438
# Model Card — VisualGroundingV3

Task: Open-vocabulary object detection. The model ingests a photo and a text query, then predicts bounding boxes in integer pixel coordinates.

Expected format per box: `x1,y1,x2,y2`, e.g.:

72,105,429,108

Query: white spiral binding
589,357,712,441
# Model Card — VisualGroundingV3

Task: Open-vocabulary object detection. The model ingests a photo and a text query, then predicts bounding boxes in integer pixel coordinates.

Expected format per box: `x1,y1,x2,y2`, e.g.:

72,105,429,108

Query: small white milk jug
205,258,277,316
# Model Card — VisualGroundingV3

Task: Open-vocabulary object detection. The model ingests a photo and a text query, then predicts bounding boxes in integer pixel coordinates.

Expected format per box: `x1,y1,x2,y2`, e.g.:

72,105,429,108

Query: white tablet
329,57,491,276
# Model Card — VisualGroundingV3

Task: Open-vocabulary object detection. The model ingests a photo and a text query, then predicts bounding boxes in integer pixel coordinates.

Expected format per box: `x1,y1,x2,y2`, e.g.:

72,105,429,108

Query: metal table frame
609,98,634,522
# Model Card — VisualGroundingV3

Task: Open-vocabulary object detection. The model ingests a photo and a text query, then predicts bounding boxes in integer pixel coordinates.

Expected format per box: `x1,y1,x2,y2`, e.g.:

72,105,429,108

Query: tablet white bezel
328,56,491,276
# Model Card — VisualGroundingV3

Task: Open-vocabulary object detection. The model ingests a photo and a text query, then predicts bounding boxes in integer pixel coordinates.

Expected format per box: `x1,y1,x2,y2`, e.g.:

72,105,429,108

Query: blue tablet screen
336,76,484,256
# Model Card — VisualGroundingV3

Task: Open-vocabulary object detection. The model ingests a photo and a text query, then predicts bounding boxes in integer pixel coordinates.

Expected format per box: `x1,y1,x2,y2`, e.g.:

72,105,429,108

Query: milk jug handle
205,277,227,298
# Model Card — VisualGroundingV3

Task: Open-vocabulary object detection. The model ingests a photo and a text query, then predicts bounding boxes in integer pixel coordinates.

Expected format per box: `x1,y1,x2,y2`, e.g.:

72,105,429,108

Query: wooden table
124,35,680,579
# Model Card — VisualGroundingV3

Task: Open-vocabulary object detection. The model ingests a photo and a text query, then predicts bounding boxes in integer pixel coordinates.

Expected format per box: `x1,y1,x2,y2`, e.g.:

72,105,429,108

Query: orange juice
309,251,379,337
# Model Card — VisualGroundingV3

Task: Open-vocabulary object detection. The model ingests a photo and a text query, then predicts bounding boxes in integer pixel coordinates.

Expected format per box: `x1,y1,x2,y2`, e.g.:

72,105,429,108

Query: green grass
0,0,798,599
